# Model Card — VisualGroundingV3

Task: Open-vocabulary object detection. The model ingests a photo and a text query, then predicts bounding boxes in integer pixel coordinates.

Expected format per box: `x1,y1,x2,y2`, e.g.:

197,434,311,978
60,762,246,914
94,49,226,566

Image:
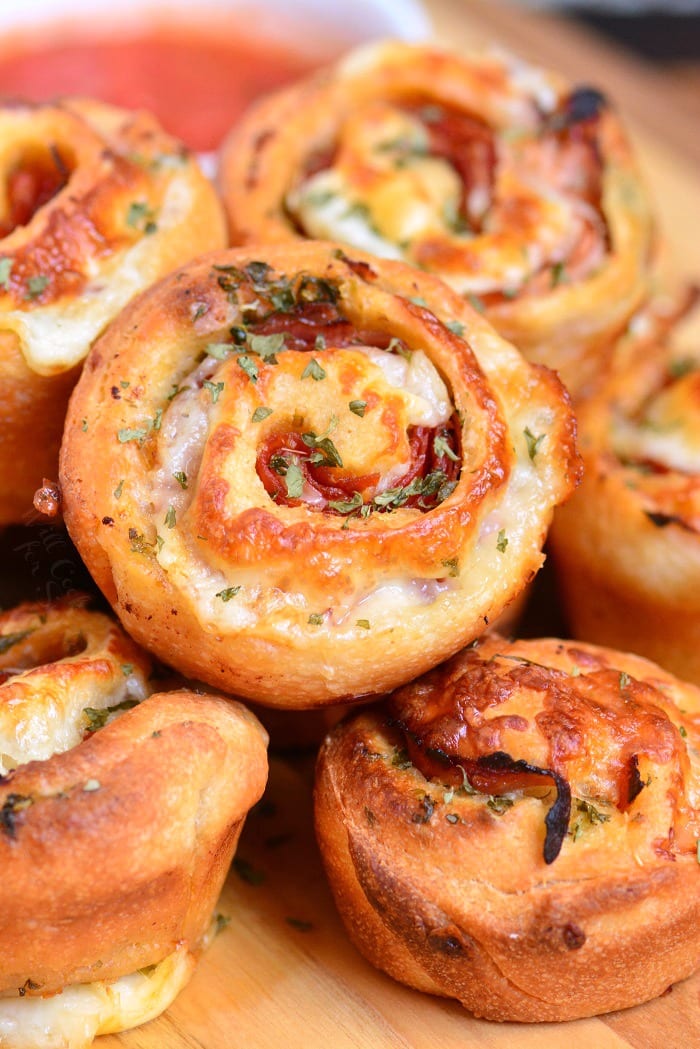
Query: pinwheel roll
0,598,268,1049
315,634,700,1022
0,97,226,525
550,290,700,684
220,40,654,399
59,242,579,707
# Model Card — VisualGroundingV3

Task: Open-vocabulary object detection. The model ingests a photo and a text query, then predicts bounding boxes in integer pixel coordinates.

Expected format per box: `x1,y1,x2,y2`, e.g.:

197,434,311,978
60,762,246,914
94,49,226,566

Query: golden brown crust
0,97,227,525
0,599,268,999
550,289,700,683
220,40,654,399
314,634,700,1021
60,241,579,707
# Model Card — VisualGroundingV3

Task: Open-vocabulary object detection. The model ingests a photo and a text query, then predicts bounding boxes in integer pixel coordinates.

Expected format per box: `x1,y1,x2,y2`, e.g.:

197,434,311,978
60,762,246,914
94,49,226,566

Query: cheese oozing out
0,943,196,1049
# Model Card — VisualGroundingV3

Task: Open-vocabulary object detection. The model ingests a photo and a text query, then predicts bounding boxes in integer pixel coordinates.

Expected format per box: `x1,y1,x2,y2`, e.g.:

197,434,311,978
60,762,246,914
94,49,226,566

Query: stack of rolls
0,597,268,1049
3,28,698,1043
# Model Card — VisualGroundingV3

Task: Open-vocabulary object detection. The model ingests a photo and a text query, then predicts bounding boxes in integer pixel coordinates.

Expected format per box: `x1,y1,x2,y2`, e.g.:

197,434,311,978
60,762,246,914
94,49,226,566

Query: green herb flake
233,857,265,886
248,332,286,361
412,795,435,824
467,293,485,314
206,342,233,360
524,427,546,461
117,426,149,445
619,670,631,690
433,434,459,462
252,406,273,423
551,261,567,287
328,491,363,515
441,557,459,577
391,747,413,770
315,334,327,351
680,725,688,738
285,462,304,499
446,320,465,336
203,380,225,403
308,613,324,626
82,698,139,732
237,355,259,383
0,257,13,288
216,586,241,602
302,430,343,468
301,357,326,381
409,295,428,307
173,471,188,490
496,530,508,553
81,418,88,432
164,505,177,529
126,200,157,233
349,400,367,417
26,274,49,300
121,663,134,677
356,619,371,630
487,795,514,814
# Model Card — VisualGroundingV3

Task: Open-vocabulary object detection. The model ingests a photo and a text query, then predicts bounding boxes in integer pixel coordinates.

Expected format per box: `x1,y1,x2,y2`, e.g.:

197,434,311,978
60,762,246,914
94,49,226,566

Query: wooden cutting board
94,2,700,1046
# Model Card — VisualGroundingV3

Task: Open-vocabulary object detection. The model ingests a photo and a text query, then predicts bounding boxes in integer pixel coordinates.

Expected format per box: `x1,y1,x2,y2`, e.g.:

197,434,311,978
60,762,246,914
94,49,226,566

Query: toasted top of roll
0,598,268,1000
220,40,654,396
315,634,700,1021
0,97,226,376
60,241,579,706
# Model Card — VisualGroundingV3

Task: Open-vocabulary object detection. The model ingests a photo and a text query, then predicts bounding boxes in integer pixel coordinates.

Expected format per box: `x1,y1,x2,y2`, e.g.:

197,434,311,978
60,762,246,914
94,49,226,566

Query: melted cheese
0,945,194,1049
8,176,197,376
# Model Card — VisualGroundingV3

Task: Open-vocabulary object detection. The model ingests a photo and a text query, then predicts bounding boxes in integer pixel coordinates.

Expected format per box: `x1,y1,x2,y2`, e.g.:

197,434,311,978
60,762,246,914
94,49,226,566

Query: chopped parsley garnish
216,586,241,601
441,558,459,577
619,671,631,690
237,355,259,383
117,425,149,444
308,613,324,626
26,274,49,300
327,491,363,515
496,530,508,553
487,795,514,814
284,462,304,499
467,293,486,314
173,471,188,489
206,342,233,360
301,357,326,381
0,257,13,288
356,619,371,630
252,406,273,423
126,200,157,233
349,400,367,417
83,698,139,732
164,505,176,529
569,798,611,841
433,433,459,462
551,261,567,287
524,427,545,460
203,380,224,403
446,320,465,336
248,332,285,360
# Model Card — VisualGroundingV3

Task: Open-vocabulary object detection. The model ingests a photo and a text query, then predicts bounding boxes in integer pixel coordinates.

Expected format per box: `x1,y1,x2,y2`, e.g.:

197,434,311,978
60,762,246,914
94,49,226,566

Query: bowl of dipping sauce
0,0,431,151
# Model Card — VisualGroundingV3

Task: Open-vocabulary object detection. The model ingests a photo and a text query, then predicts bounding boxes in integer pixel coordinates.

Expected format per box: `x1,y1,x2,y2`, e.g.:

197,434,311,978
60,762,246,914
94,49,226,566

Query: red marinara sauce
0,27,322,151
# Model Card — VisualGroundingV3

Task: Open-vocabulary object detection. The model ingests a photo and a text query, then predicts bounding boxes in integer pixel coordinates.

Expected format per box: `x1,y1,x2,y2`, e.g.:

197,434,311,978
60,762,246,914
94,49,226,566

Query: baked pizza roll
0,97,227,525
220,40,654,398
59,241,579,707
550,289,700,683
0,597,268,1049
315,633,700,1022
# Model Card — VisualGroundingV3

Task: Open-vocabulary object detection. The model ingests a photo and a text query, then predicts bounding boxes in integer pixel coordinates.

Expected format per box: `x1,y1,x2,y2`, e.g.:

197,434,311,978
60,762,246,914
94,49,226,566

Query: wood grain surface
77,1,700,1046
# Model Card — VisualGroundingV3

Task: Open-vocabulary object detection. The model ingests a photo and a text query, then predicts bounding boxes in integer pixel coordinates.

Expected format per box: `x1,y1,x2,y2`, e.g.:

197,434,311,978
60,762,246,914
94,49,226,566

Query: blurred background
519,0,700,59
